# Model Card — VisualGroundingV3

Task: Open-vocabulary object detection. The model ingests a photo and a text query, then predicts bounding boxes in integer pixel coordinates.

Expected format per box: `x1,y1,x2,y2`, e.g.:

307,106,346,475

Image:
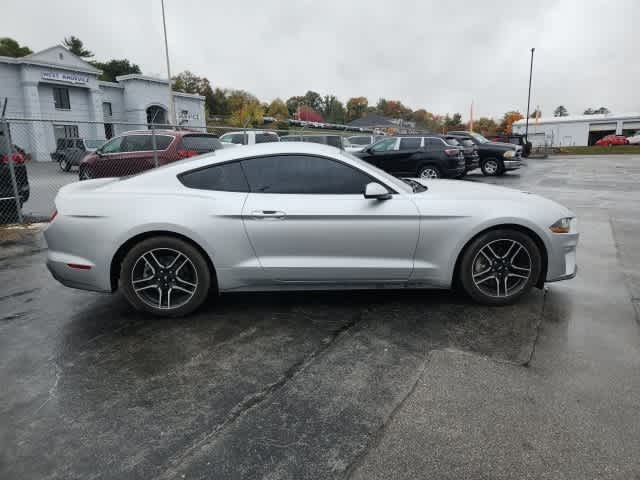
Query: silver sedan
44,142,578,316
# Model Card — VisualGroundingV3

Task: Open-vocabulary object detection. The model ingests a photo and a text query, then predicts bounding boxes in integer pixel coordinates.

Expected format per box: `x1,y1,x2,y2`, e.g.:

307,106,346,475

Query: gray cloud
3,0,638,119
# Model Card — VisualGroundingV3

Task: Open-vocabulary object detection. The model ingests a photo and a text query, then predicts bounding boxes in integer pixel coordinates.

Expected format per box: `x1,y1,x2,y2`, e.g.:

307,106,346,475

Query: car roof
120,129,216,137
220,130,278,135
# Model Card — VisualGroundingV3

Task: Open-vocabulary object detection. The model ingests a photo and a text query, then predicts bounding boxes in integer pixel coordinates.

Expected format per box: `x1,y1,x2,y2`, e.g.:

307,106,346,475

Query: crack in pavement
523,287,549,367
157,311,364,480
343,351,433,480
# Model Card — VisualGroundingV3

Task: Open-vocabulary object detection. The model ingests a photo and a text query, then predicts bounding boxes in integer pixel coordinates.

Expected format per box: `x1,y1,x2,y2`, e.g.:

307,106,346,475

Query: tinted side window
425,138,444,149
349,136,371,145
180,135,222,152
122,135,153,152
241,155,374,194
399,137,421,150
445,138,460,146
154,135,173,150
179,162,248,192
255,133,279,144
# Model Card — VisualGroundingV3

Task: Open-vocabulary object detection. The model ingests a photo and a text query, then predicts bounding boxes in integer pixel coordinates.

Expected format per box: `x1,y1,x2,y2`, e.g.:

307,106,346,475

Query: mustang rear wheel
120,236,211,317
459,229,541,305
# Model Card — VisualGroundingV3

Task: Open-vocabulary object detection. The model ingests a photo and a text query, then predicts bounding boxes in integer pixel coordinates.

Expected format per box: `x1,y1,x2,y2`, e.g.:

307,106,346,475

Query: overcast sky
4,0,639,119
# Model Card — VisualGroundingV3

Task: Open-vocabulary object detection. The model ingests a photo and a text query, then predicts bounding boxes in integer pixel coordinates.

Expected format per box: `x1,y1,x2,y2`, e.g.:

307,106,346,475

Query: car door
364,137,399,171
92,135,125,177
240,154,420,283
375,138,418,175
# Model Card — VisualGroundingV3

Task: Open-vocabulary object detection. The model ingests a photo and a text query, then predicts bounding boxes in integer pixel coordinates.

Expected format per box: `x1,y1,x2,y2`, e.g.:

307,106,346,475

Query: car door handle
251,210,286,220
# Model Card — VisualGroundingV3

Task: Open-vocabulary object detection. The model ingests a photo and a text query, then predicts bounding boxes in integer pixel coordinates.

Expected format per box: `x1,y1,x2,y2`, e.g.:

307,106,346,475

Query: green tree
583,107,609,115
345,97,369,122
443,113,464,131
303,90,323,112
321,95,345,123
0,37,32,57
208,88,230,116
230,100,263,127
267,98,289,121
171,70,203,93
553,105,568,117
474,117,498,136
62,36,93,58
285,96,305,117
91,59,141,82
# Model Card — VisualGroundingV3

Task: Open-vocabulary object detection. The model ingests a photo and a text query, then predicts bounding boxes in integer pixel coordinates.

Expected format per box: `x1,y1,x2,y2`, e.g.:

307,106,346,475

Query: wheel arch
451,223,549,290
109,230,218,293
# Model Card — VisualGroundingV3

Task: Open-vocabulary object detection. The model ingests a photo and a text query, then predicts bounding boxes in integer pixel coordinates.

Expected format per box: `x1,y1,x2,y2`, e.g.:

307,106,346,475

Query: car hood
409,178,573,215
479,141,517,151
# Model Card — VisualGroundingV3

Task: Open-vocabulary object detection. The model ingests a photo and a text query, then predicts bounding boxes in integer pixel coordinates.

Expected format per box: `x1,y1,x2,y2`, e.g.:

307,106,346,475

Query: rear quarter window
180,135,222,152
179,162,249,192
255,133,279,144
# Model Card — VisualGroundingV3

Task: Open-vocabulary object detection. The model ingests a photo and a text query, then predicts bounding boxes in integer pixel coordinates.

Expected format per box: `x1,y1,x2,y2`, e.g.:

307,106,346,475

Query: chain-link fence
0,117,374,225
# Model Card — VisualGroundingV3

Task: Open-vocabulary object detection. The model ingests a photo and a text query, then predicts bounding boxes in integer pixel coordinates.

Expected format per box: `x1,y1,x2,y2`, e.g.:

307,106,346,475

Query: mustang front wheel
459,229,541,305
120,236,211,316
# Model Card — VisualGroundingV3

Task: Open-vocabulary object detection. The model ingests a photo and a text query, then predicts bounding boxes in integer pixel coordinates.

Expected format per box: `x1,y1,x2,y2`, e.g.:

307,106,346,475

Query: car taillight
444,148,459,156
50,209,58,222
177,149,199,159
0,153,25,164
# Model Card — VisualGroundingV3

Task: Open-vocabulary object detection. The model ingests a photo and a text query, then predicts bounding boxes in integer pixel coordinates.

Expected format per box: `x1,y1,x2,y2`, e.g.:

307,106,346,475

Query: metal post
524,47,535,141
1,120,23,223
161,0,176,126
151,127,158,168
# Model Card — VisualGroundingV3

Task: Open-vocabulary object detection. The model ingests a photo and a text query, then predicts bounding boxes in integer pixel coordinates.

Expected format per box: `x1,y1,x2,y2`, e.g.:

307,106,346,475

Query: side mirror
364,182,391,200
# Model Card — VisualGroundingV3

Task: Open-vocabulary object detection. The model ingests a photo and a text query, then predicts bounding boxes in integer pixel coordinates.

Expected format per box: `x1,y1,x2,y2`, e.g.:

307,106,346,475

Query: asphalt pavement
1,155,639,479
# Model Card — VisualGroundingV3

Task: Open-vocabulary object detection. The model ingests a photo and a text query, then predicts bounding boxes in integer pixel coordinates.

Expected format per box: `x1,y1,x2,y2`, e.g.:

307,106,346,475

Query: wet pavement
1,155,639,479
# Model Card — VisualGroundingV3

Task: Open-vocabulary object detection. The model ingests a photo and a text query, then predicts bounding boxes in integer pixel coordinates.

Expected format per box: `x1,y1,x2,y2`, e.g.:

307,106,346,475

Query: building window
104,123,114,139
102,102,112,117
53,87,70,110
54,124,79,139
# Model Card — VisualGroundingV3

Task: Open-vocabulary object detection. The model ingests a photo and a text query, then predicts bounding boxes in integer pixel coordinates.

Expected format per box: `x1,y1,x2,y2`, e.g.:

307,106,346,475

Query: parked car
0,139,29,221
51,138,105,171
444,136,480,174
348,135,384,148
219,130,279,147
354,135,466,179
280,134,358,151
45,142,579,317
626,131,640,145
78,131,223,180
446,131,523,176
487,133,532,157
595,134,629,146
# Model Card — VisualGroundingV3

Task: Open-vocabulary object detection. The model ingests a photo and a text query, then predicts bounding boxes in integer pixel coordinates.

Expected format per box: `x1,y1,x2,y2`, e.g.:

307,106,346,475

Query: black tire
480,158,501,176
418,164,441,179
120,236,212,317
79,165,93,181
59,157,72,172
459,229,541,306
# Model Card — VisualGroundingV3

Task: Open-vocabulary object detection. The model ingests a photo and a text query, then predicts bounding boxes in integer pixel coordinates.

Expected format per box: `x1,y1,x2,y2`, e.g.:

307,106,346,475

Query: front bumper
545,231,579,282
503,159,523,170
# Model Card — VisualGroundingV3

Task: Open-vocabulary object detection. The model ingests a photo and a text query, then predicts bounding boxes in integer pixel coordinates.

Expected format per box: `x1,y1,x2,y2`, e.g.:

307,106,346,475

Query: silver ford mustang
44,142,578,317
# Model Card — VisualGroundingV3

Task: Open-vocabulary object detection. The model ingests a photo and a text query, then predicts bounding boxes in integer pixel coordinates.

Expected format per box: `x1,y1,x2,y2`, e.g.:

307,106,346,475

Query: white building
512,113,640,147
0,45,206,161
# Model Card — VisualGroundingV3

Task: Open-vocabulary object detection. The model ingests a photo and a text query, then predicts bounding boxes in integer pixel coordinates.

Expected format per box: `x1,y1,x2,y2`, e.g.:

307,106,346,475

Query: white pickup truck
219,130,279,147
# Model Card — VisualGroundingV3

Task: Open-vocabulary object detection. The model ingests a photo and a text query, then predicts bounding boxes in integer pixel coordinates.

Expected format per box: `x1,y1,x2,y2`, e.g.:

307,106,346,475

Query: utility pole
524,47,535,141
161,0,176,126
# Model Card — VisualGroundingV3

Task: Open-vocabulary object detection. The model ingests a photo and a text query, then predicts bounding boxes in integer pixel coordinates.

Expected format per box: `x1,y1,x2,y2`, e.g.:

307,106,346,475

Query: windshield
85,140,105,149
339,150,412,194
471,133,490,143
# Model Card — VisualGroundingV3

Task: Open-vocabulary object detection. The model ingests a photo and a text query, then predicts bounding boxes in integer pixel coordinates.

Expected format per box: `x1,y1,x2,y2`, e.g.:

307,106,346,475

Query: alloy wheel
471,239,532,298
420,167,440,179
483,159,499,175
130,248,198,310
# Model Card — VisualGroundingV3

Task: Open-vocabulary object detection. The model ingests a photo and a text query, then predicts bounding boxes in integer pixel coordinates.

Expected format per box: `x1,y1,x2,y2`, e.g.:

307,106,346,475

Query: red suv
78,130,223,180
594,134,628,146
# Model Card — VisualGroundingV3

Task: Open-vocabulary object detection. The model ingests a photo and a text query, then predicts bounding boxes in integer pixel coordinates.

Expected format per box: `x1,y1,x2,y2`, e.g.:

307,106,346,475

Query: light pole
524,47,535,141
161,0,176,126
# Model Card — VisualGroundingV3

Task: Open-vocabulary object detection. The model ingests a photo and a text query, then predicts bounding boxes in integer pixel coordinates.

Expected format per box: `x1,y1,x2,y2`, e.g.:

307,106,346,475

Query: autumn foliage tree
499,111,524,134
346,97,369,122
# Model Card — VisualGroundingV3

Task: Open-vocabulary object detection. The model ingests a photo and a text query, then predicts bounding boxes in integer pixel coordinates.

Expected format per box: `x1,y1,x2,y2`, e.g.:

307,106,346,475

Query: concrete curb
0,223,47,260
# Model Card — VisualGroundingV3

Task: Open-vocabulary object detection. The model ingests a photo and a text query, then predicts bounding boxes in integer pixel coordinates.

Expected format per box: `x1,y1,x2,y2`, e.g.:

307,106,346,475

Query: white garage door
622,121,640,130
589,123,617,132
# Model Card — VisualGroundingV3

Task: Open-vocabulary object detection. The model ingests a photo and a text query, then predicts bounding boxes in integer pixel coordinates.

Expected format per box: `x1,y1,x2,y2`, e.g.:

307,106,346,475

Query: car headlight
549,217,576,233
503,150,515,158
